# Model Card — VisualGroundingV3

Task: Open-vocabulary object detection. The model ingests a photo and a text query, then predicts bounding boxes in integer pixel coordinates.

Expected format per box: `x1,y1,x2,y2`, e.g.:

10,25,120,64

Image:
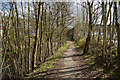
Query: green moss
77,37,86,48
88,61,94,65
26,42,69,78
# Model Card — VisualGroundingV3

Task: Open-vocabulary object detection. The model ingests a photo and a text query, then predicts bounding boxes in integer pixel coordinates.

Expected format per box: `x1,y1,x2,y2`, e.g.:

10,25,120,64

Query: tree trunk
31,2,41,71
21,2,26,75
83,2,93,54
115,2,120,71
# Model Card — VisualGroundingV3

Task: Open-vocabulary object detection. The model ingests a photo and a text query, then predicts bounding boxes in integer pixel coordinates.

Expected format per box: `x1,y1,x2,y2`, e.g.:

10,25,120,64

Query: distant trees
74,1,119,56
74,1,120,77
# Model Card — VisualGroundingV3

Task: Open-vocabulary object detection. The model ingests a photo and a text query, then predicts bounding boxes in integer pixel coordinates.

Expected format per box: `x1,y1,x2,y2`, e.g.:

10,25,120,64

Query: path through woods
40,41,101,78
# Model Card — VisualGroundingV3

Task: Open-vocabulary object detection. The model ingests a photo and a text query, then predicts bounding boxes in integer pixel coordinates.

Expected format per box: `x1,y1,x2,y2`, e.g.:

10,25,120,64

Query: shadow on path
33,41,103,78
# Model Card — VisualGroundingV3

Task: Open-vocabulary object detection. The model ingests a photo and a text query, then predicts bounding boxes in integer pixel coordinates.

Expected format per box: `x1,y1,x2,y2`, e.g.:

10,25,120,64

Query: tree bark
83,2,93,54
31,2,41,71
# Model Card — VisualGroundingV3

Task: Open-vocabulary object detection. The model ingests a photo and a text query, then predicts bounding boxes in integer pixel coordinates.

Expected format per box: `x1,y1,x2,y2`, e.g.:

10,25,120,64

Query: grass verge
26,41,69,78
75,37,86,48
75,37,86,53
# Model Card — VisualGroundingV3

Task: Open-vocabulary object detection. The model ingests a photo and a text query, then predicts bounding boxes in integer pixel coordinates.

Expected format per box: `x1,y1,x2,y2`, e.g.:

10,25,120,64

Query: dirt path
42,41,100,78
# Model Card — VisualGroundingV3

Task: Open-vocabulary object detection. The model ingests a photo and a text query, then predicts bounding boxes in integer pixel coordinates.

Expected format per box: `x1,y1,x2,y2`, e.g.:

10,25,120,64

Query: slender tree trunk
114,2,120,70
15,2,22,76
31,2,41,70
21,1,26,75
27,1,30,73
109,2,112,55
102,2,107,56
118,1,120,60
50,33,53,55
39,3,43,62
83,2,93,54
44,3,49,59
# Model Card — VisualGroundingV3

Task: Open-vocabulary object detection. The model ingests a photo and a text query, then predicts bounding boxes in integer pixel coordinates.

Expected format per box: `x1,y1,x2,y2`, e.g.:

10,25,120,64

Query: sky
0,1,2,10
0,0,119,2
0,1,120,26
118,2,120,24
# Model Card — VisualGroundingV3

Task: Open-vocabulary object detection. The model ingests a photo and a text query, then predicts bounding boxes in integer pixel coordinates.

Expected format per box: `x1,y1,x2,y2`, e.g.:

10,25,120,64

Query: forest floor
39,41,102,79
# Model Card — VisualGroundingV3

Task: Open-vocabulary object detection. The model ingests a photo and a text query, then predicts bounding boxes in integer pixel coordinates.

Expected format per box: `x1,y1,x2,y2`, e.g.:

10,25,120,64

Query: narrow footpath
41,41,101,78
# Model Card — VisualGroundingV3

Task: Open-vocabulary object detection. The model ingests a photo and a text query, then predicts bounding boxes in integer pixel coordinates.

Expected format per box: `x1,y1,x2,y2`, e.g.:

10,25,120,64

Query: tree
83,2,93,54
114,2,120,70
31,2,42,70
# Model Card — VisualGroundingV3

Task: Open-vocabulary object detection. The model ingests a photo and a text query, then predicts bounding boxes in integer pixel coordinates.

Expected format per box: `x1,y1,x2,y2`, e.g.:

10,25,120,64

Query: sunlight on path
58,42,78,78
44,41,99,78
